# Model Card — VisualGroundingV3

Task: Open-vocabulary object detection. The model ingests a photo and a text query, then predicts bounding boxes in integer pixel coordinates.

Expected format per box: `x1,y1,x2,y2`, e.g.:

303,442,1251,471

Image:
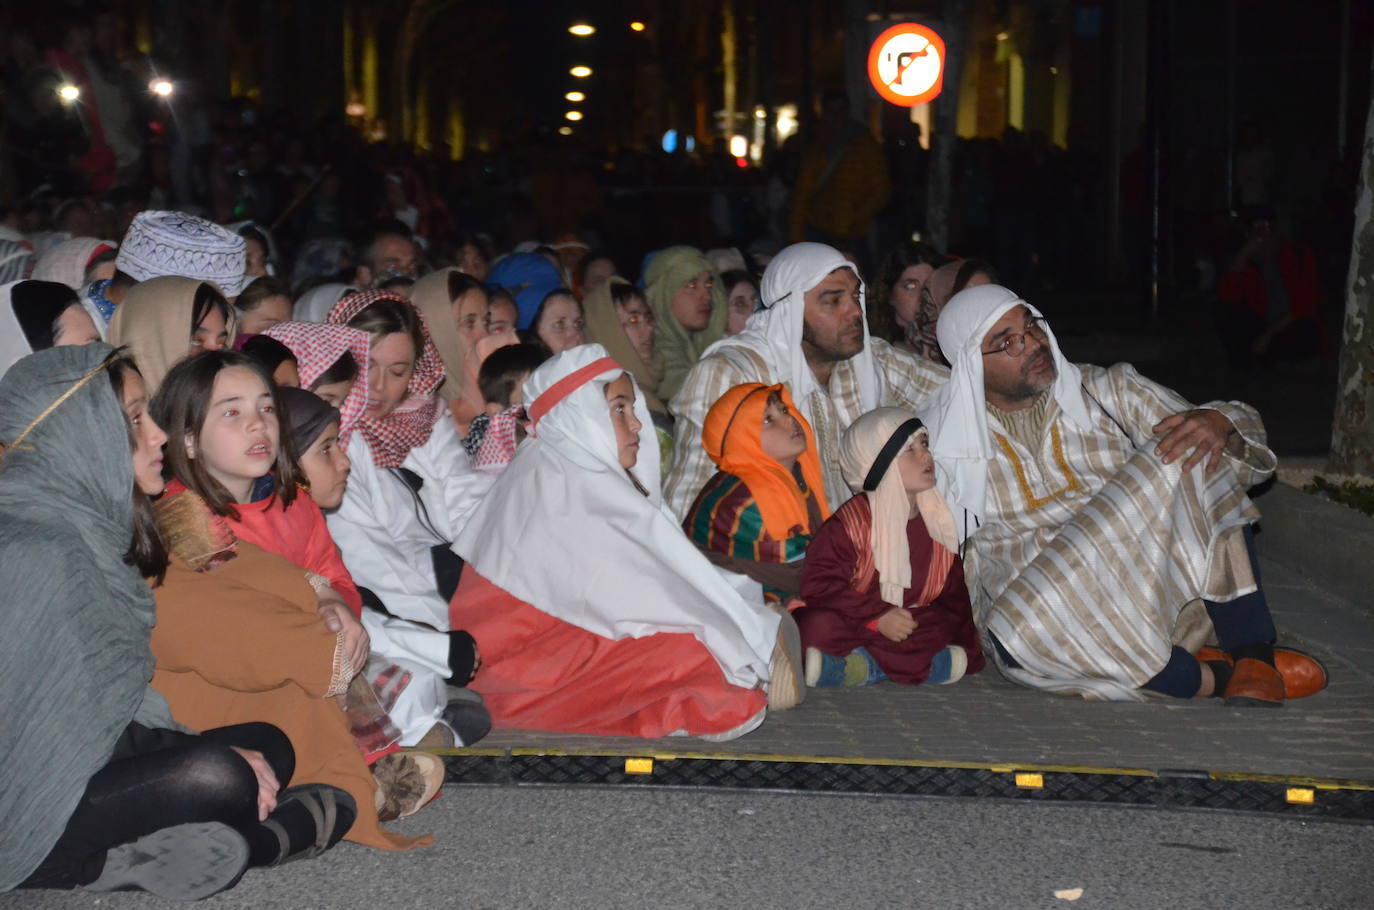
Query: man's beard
1008,351,1057,401
801,319,864,363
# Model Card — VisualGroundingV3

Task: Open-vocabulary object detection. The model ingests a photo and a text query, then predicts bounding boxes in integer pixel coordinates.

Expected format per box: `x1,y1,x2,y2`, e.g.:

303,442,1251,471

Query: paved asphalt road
8,786,1370,909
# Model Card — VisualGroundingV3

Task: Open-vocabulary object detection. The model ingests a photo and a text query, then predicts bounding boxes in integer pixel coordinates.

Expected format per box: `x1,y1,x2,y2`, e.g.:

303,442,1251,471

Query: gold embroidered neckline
992,423,1083,510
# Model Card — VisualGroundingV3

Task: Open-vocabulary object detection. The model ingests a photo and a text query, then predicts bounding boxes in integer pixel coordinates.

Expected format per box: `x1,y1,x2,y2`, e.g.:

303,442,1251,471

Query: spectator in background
1216,208,1321,371
355,223,422,289
870,240,945,349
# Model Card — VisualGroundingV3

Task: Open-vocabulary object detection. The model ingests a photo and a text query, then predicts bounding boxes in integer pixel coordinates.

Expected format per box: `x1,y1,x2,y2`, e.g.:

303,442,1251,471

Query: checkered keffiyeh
263,321,372,447
471,404,523,473
326,289,445,468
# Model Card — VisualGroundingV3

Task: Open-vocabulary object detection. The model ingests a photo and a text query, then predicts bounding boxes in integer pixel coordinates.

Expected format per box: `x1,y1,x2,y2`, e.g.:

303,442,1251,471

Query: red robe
450,569,768,738
797,495,985,684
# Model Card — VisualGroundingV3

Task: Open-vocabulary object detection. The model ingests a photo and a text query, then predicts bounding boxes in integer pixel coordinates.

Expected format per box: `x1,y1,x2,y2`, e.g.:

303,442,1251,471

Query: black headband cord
862,418,923,492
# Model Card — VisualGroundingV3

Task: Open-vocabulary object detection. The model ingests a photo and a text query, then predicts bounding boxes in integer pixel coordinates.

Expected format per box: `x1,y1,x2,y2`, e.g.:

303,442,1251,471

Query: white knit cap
115,211,248,297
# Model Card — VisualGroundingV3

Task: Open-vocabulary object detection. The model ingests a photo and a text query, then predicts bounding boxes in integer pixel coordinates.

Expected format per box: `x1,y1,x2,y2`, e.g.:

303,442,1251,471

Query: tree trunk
1329,54,1374,474
925,0,972,252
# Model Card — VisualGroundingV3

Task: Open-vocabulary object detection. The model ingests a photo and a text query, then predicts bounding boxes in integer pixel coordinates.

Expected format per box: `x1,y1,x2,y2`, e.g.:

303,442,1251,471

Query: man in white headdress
920,284,1326,705
664,242,948,518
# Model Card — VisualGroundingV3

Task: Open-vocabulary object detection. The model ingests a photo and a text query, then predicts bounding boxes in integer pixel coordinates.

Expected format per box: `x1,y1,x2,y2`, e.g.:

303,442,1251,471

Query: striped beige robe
663,337,948,519
964,362,1277,702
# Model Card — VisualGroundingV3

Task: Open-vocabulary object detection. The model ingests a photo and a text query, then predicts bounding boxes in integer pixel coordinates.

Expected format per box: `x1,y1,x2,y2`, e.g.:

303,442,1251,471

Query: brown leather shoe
1197,647,1328,699
1221,657,1285,707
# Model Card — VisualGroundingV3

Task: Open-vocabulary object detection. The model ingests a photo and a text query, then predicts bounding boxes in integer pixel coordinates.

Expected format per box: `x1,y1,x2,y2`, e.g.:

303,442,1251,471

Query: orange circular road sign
868,23,946,107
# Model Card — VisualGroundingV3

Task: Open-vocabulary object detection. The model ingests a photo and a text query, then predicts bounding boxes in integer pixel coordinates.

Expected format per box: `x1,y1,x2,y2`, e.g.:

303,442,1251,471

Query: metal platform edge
429,746,1374,822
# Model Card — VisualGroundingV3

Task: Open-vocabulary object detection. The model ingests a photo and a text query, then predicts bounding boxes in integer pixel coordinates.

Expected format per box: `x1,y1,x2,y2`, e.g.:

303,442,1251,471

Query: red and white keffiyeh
263,320,372,447
325,289,445,468
471,403,524,473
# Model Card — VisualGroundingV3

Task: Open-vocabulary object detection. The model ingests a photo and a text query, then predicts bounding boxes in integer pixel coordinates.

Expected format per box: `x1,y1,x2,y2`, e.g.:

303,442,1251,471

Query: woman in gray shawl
1,345,348,899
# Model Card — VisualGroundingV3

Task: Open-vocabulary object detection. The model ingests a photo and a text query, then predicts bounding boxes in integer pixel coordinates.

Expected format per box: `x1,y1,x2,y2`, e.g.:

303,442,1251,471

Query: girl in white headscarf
452,343,802,739
797,408,983,687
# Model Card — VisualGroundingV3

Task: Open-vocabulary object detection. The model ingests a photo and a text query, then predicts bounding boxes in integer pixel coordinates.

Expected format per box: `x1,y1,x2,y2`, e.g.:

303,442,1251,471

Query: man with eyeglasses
920,284,1325,707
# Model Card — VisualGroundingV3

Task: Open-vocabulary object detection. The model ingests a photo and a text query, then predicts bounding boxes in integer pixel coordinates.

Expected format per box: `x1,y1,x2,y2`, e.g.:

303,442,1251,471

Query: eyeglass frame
981,316,1048,358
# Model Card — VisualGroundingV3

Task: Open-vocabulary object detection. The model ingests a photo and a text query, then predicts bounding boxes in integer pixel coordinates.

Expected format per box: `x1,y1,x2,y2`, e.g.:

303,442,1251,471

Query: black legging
20,721,295,889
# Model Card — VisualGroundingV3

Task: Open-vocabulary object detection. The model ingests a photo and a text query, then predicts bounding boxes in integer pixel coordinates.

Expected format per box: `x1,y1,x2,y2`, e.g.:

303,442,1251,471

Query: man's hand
1152,409,1244,476
229,747,280,822
876,606,917,643
318,600,369,676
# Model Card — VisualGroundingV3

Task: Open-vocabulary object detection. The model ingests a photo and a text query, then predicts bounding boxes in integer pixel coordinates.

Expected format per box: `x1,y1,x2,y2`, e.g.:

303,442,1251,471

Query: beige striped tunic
964,362,1277,701
663,337,948,519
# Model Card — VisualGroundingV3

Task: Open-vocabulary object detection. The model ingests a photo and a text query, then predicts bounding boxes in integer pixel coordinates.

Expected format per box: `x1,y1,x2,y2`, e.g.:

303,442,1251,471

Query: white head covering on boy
455,343,779,688
918,284,1090,532
115,211,248,297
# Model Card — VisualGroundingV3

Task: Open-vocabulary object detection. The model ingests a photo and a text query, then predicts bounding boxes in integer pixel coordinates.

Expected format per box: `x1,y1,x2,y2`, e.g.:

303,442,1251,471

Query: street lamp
569,24,595,36
149,78,174,98
565,91,585,102
565,110,583,122
570,66,592,78
559,126,574,136
57,84,81,103
630,21,646,32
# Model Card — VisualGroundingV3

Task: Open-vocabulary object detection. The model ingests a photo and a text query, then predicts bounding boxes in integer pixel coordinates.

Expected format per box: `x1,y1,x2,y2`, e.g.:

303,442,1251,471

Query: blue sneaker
926,645,969,685
805,647,888,687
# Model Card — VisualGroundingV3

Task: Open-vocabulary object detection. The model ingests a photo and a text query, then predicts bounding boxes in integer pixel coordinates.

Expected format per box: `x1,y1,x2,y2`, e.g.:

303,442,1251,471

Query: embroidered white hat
115,211,248,297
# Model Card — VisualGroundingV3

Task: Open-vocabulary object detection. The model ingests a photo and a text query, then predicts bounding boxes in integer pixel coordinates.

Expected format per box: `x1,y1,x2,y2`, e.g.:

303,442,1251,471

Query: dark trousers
1217,305,1320,372
20,721,295,889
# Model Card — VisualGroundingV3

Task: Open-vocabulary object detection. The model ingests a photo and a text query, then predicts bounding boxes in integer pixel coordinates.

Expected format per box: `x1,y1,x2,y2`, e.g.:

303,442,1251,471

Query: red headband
526,357,622,429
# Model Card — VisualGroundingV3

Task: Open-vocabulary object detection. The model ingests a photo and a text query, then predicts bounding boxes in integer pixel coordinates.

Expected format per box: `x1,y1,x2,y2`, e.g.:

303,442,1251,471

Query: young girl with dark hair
0,345,345,900
107,276,234,392
146,350,429,852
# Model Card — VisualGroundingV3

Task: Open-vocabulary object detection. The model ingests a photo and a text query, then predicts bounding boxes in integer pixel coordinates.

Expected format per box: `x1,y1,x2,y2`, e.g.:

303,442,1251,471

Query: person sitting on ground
664,242,949,519
526,287,586,356
920,284,1327,705
323,290,492,748
721,269,760,337
411,267,494,436
644,245,728,402
146,352,428,850
239,334,301,388
1216,207,1322,371
870,240,945,350
909,258,995,366
107,275,234,392
264,320,371,423
1,279,102,376
1,345,331,900
683,383,829,604
462,343,547,474
451,344,803,739
582,275,675,471
233,275,294,338
797,408,984,688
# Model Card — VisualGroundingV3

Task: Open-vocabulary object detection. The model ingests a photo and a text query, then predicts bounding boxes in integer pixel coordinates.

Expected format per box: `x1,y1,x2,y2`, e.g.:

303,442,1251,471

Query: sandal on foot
767,610,805,711
260,784,357,865
86,822,248,901
373,751,445,821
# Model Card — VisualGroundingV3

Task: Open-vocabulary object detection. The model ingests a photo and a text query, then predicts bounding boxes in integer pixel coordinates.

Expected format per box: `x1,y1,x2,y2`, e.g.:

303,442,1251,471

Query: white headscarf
840,408,958,607
919,284,1090,531
0,282,33,379
455,343,779,688
31,237,116,291
293,282,355,323
703,242,885,432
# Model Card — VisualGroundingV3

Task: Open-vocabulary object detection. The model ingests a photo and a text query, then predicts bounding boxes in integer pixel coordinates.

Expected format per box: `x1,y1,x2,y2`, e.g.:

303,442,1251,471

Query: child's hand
876,606,917,643
319,601,370,675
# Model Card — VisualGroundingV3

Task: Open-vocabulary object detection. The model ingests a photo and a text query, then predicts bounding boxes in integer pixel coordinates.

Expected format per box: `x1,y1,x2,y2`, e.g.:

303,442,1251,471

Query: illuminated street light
569,24,595,36
345,101,367,118
565,91,586,102
57,83,81,103
630,21,646,32
149,78,174,97
753,106,767,119
728,135,748,158
559,126,574,136
570,65,592,78
565,110,584,121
